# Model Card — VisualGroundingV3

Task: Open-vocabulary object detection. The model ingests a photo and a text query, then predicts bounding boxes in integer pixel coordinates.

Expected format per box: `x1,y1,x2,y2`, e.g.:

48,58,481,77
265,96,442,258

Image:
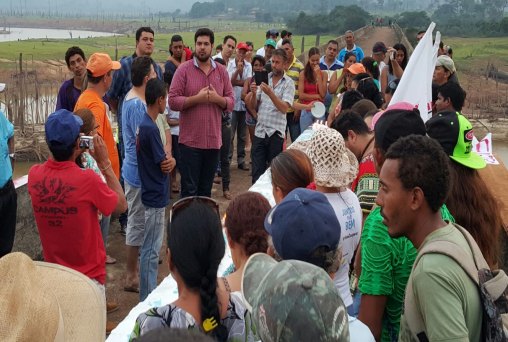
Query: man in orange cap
75,53,121,179
74,53,122,294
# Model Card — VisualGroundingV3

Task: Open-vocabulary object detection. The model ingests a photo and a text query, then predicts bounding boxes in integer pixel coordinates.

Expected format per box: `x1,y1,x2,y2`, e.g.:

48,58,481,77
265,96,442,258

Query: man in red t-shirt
28,109,127,316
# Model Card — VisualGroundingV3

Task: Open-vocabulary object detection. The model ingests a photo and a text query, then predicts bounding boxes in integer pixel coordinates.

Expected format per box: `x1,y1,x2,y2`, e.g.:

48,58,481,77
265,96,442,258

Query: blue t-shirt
338,45,365,63
136,113,169,208
122,97,147,188
164,60,177,77
0,110,14,188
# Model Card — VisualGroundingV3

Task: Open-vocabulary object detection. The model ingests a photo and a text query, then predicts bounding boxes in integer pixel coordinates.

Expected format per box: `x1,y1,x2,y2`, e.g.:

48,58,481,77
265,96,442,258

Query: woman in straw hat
0,252,106,341
306,127,362,315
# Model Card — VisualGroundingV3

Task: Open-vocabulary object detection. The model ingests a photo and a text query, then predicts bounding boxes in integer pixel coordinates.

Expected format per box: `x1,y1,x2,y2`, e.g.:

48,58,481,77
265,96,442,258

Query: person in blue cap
27,109,127,332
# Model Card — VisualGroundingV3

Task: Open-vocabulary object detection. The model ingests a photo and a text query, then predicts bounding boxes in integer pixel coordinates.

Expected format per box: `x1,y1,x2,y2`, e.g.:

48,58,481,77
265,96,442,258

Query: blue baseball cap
264,188,341,263
45,109,83,149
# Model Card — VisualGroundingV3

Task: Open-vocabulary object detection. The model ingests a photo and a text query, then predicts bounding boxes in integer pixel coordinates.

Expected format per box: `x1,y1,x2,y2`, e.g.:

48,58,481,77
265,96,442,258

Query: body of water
0,27,117,42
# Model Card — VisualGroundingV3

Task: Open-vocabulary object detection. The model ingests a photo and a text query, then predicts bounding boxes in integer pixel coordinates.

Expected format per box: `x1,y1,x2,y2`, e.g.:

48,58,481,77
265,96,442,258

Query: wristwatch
9,153,15,159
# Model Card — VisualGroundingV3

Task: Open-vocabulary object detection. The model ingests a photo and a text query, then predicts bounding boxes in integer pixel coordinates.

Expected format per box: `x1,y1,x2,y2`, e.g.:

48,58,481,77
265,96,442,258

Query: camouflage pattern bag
404,223,508,341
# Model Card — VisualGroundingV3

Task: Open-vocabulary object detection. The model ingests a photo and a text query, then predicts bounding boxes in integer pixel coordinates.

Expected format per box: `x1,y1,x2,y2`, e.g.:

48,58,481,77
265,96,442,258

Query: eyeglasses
170,196,220,222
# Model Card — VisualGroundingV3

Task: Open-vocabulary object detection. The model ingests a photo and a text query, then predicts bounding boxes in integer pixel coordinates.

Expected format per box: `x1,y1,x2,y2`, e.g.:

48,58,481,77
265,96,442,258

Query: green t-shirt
359,205,454,342
398,222,482,342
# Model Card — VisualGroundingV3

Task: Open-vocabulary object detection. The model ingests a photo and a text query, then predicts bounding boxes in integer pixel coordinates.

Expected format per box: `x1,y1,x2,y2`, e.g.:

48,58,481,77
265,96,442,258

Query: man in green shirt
358,108,454,342
376,134,481,342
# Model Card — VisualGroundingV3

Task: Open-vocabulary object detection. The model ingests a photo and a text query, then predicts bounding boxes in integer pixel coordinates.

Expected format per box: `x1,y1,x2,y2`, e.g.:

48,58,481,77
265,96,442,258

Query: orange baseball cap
86,53,121,77
346,63,366,75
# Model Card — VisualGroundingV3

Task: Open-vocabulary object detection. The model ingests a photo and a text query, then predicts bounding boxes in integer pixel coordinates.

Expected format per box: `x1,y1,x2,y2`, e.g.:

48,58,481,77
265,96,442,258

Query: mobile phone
79,136,94,149
254,71,269,86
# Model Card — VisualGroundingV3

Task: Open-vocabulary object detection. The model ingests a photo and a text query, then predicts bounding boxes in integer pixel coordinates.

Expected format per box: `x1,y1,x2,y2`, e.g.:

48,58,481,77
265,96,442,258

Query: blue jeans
139,206,165,301
99,215,111,248
286,112,301,143
229,110,247,165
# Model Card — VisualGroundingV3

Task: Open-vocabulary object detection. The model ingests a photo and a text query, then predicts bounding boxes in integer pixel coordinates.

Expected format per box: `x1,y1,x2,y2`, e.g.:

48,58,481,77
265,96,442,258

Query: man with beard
169,28,234,198
247,48,295,184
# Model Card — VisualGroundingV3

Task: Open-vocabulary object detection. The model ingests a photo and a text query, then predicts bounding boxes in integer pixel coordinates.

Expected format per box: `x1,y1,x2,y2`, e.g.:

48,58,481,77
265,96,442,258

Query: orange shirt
75,89,120,178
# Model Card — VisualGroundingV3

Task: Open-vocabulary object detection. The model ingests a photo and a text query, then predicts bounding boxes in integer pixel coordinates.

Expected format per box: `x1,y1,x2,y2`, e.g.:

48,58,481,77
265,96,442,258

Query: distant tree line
394,5,508,38
286,5,371,35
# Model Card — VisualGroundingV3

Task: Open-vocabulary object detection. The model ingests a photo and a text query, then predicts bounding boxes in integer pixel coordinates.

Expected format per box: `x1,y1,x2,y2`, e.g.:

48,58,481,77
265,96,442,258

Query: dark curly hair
167,202,227,341
64,46,85,67
225,192,271,256
385,135,450,212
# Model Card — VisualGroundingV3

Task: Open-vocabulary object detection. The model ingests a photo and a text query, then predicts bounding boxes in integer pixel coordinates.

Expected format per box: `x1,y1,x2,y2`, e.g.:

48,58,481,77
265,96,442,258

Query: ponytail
168,201,227,341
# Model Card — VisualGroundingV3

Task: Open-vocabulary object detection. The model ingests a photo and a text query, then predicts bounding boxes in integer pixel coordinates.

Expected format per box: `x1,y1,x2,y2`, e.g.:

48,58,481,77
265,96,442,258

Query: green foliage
189,2,225,18
395,11,431,30
286,5,371,35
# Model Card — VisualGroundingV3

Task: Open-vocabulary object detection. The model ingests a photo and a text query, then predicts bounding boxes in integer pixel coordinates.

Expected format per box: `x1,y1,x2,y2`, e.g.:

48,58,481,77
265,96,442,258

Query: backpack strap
452,223,491,270
404,225,482,340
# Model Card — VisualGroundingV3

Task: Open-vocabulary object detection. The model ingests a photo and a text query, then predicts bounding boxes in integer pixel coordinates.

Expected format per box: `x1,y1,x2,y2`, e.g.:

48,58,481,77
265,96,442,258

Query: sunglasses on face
170,196,220,222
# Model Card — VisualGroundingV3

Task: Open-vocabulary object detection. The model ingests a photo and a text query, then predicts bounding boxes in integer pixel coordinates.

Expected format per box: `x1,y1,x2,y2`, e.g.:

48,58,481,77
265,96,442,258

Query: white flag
389,22,440,122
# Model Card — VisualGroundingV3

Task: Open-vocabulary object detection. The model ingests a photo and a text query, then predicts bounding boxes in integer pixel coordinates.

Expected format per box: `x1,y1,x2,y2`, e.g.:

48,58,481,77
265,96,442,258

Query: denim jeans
229,110,247,165
0,179,17,258
221,121,232,191
179,144,220,198
286,112,301,143
299,109,325,133
99,215,111,248
139,206,165,301
251,133,284,184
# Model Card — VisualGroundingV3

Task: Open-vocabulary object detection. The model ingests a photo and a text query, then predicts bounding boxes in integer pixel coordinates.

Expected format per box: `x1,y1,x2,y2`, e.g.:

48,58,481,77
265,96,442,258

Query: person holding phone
246,48,295,184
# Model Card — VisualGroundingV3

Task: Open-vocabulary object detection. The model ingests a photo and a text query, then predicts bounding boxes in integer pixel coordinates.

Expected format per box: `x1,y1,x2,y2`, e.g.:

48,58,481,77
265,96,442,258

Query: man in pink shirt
169,28,234,198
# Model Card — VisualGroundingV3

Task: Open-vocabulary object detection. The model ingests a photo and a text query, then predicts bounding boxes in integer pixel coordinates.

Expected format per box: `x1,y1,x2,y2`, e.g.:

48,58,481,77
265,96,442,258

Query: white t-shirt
324,190,362,307
165,106,180,136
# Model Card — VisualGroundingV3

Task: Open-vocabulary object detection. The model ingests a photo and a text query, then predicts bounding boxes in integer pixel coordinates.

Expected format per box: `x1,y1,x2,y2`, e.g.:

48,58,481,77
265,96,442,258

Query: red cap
86,53,121,77
237,42,249,50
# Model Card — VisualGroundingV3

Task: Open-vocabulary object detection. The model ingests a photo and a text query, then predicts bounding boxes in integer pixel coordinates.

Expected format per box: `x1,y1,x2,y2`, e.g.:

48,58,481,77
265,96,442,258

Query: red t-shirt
28,159,118,284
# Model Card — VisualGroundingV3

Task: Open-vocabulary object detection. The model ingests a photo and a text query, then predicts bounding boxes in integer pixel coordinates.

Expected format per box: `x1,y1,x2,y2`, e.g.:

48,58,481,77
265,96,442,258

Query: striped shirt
285,56,304,113
255,73,295,139
169,57,234,150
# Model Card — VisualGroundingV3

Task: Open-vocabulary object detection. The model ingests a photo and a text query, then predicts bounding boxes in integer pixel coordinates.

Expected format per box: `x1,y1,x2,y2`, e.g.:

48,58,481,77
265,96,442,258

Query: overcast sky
6,0,212,14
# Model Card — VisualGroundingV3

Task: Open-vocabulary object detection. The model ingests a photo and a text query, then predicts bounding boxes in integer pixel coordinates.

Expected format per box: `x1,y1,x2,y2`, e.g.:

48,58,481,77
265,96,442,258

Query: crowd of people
0,24,506,342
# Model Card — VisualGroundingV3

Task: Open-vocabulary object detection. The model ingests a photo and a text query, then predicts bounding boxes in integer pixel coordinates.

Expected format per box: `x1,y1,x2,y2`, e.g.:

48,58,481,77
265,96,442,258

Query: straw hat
0,252,106,342
306,127,359,188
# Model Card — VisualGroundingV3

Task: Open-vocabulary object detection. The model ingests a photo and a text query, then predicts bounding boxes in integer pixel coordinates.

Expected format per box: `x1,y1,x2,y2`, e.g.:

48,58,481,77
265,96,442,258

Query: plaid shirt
107,54,163,120
254,73,295,139
169,57,234,149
